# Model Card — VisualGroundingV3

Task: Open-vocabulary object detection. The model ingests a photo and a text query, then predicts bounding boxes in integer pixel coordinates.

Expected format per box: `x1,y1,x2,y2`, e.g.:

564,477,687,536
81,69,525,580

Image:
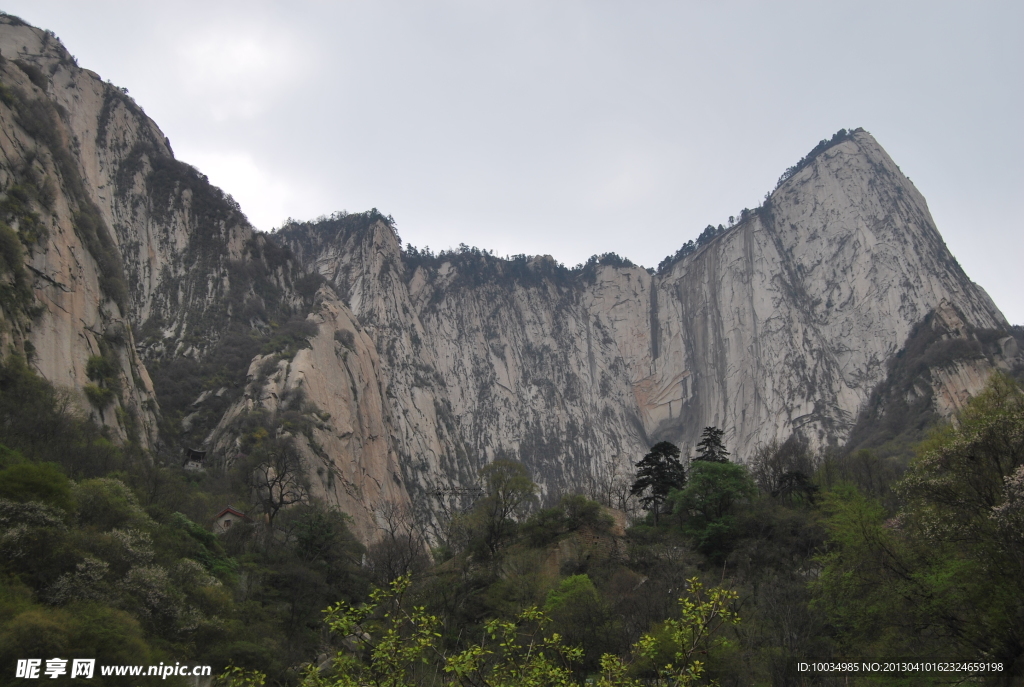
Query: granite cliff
0,15,1015,539
268,130,1010,532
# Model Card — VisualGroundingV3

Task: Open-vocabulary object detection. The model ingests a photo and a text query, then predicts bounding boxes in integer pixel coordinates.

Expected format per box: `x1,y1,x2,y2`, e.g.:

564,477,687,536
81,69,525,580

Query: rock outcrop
842,299,1022,456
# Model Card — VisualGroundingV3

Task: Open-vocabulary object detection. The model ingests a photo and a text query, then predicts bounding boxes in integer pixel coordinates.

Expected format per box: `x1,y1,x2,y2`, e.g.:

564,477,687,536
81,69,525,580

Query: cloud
173,148,303,231
174,24,305,122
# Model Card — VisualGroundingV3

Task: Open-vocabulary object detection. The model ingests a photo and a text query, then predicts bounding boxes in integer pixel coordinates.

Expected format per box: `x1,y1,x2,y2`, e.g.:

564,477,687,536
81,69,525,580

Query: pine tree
630,441,686,526
695,426,730,463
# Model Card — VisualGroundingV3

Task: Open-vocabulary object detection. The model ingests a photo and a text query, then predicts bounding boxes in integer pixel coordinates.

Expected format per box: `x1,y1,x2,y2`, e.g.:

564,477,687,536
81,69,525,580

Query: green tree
522,494,613,547
814,374,1024,678
631,442,685,526
298,574,741,687
694,427,729,463
0,460,74,511
469,459,538,557
543,575,617,675
669,461,756,560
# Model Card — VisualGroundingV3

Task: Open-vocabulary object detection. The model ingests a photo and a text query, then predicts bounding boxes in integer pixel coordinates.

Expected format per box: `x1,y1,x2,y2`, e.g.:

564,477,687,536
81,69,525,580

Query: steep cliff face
842,299,1022,456
272,131,1007,525
0,20,159,445
206,287,412,542
0,17,311,450
643,132,1006,455
1,15,1013,540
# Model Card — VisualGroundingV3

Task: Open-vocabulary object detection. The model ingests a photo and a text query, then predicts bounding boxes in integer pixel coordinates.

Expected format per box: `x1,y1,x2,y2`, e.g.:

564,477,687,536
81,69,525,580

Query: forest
1,351,1023,686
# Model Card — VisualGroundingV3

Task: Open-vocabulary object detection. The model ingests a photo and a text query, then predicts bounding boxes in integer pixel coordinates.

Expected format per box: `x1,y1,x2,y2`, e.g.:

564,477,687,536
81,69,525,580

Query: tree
300,574,741,687
749,437,817,504
814,374,1024,677
631,441,686,526
469,459,538,557
366,500,430,586
694,427,729,463
669,461,756,560
248,439,309,529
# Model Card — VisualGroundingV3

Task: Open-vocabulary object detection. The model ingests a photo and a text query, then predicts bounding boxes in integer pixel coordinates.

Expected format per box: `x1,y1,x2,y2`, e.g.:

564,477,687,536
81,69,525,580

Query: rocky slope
0,15,1014,539
842,299,1022,458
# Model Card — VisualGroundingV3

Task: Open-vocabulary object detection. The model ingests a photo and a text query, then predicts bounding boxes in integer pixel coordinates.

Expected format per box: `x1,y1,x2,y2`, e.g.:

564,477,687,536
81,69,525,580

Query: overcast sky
5,1,1022,322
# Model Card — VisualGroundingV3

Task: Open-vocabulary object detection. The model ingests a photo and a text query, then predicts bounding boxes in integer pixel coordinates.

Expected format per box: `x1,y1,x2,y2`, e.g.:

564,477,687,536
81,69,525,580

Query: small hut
214,506,248,533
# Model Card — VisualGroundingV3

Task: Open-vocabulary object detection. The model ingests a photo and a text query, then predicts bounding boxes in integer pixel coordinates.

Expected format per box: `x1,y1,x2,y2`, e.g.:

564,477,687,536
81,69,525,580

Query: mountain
0,15,1016,540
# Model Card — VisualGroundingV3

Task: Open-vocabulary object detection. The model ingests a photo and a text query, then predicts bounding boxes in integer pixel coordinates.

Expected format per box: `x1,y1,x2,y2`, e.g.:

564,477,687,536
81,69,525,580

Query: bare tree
249,440,309,528
587,452,641,522
366,499,430,585
750,436,816,502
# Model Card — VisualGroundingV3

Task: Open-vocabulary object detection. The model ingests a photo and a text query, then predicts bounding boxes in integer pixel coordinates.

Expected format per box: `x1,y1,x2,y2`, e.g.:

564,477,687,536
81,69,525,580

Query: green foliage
775,127,862,189
0,77,128,309
334,328,356,350
74,477,152,531
522,494,613,547
83,383,116,408
0,461,74,511
83,351,121,410
0,221,31,311
13,59,48,90
813,374,1024,676
749,436,818,504
260,315,319,360
668,461,756,561
149,330,260,447
86,354,118,383
0,341,380,683
0,600,159,686
214,667,267,687
632,578,741,686
544,574,597,613
461,459,538,558
145,152,248,226
542,574,618,674
0,355,123,477
300,573,740,687
0,180,51,244
74,205,129,310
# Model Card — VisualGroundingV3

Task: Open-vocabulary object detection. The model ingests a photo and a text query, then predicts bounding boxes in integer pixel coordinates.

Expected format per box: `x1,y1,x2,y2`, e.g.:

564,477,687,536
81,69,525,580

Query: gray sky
5,1,1021,323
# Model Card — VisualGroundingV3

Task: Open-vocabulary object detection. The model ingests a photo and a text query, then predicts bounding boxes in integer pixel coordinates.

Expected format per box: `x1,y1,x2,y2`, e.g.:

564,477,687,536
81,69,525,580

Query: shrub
0,462,74,512
83,383,115,408
334,328,355,350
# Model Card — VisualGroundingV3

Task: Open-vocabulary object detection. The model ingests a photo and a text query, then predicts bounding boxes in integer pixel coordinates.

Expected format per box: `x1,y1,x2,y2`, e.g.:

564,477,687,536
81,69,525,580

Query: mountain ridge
0,13,1014,539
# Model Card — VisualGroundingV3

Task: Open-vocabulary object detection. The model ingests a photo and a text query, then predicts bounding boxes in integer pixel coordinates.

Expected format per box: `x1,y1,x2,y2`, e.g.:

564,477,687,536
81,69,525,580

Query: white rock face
277,131,1007,532
208,288,414,542
644,134,1005,454
0,21,160,445
917,301,1017,421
